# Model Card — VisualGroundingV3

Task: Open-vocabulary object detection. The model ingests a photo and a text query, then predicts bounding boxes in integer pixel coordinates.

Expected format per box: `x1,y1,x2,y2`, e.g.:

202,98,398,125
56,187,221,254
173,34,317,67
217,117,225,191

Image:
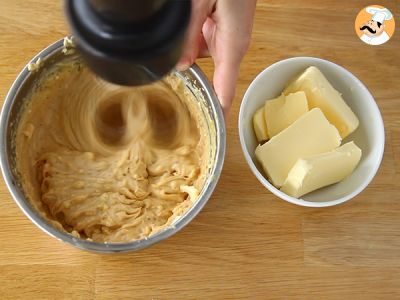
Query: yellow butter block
280,141,362,198
284,66,359,138
264,91,309,137
253,106,269,143
255,108,341,187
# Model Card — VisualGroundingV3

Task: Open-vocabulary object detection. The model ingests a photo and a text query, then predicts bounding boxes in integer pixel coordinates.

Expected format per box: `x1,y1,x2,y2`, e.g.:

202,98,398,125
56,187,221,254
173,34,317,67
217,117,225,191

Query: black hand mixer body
65,0,191,86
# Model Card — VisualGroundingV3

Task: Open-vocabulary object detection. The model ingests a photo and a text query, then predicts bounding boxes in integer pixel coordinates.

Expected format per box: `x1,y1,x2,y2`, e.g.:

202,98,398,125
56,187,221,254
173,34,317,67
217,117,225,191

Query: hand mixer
65,0,191,86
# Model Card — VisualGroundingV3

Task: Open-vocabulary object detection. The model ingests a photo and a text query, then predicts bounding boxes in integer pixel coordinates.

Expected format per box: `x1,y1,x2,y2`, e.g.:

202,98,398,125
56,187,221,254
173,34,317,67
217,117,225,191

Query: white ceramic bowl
238,57,385,207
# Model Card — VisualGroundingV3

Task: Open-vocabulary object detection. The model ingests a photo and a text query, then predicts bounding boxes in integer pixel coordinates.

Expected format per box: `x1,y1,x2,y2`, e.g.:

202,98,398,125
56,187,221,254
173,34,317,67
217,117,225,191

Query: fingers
210,0,256,116
198,34,210,58
176,1,210,71
201,17,235,115
176,0,256,119
213,54,241,118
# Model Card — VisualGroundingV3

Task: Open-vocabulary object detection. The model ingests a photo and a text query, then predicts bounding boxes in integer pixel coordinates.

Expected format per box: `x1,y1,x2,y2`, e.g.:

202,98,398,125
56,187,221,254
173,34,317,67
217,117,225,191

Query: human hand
176,0,257,118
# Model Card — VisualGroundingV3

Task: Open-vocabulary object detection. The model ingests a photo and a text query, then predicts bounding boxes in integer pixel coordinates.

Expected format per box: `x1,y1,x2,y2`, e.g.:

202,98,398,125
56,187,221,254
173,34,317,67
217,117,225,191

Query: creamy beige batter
16,59,210,243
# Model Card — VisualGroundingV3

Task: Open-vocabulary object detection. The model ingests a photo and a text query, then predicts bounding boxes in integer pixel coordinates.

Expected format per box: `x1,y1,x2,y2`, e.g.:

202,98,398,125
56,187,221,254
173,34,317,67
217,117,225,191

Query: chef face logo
355,5,395,45
360,19,385,37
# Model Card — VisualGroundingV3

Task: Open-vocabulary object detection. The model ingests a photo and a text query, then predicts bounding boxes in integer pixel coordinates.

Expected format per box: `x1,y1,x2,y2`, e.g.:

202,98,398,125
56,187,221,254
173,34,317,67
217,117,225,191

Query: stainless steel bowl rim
0,38,226,253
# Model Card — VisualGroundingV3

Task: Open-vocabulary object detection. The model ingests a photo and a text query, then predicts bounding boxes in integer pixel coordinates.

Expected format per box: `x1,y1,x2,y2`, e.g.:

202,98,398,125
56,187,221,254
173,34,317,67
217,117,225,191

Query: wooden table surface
0,0,399,299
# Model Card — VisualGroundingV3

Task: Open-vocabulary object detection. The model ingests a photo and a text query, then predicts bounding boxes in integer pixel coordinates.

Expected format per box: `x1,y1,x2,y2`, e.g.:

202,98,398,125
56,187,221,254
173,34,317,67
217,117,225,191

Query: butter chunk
284,66,359,138
255,108,341,187
265,91,309,137
281,142,362,198
253,106,269,142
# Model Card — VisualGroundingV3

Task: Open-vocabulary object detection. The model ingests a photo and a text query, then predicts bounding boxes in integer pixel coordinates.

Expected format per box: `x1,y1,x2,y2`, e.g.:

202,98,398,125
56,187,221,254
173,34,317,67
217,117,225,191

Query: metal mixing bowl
0,38,225,253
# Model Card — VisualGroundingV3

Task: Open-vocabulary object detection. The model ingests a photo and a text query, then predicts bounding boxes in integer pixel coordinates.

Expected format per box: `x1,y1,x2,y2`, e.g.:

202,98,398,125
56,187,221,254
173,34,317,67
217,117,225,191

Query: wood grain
0,0,399,299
